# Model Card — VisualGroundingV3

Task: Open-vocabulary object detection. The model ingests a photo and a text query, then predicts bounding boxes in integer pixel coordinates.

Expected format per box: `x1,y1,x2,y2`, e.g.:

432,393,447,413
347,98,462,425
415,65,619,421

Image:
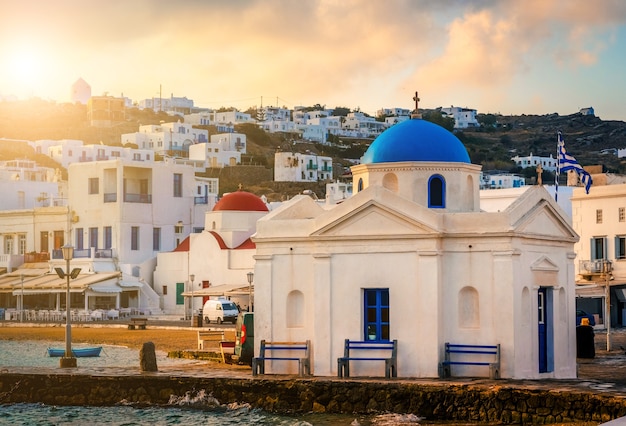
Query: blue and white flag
557,131,592,194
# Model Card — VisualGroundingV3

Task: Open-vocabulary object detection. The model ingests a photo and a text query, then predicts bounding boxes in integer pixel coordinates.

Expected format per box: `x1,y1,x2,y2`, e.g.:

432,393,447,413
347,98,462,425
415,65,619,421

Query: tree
422,111,455,132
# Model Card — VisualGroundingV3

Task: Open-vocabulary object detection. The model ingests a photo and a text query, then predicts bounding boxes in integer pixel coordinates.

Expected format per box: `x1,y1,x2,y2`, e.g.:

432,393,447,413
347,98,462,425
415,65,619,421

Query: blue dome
362,119,471,164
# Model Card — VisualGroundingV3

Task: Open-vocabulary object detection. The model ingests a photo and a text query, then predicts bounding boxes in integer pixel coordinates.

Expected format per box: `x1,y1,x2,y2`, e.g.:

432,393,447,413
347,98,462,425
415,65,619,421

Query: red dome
213,191,268,212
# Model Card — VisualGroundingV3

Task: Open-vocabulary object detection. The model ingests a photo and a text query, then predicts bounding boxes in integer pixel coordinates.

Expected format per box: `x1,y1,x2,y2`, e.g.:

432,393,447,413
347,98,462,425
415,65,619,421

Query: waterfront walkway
3,319,626,398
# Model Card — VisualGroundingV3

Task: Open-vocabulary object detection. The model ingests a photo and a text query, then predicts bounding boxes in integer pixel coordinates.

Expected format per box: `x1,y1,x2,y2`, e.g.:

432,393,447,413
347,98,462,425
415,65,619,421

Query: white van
202,299,239,324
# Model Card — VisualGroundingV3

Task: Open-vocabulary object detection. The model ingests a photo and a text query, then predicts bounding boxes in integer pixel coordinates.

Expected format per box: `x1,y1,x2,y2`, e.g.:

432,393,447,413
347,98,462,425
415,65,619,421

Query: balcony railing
194,195,208,205
104,193,117,203
306,164,318,170
24,252,50,263
579,259,613,274
320,166,332,172
52,248,92,259
124,193,152,203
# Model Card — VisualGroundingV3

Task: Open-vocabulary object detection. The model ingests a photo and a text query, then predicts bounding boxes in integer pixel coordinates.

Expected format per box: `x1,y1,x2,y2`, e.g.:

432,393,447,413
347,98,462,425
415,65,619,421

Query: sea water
0,340,429,425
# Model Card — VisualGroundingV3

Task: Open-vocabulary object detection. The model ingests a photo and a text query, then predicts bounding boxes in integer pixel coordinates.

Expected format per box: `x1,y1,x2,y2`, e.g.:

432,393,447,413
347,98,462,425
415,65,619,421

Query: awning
576,284,606,298
181,284,249,297
10,272,121,296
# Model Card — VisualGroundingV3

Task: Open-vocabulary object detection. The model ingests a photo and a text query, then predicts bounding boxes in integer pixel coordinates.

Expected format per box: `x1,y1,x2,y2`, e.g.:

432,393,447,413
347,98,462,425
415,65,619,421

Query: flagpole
555,132,560,202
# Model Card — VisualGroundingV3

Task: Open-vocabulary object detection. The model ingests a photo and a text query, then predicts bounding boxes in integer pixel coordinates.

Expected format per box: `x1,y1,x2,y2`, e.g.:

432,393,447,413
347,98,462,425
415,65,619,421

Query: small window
596,209,603,224
153,227,161,251
173,173,183,198
131,226,140,251
162,285,168,296
616,236,626,260
364,289,390,341
428,175,445,208
88,178,99,195
619,207,625,222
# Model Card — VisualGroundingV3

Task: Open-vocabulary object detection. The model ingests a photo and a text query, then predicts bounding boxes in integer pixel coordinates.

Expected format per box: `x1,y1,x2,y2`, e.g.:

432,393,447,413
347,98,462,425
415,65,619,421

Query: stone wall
1,373,625,424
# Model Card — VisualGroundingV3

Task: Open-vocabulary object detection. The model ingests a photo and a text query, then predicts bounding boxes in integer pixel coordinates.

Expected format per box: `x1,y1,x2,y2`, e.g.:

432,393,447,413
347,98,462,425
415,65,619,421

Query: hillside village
3,85,626,379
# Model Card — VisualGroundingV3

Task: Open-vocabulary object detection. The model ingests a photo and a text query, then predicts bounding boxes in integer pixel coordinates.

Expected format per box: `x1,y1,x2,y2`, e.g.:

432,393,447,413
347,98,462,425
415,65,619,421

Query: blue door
538,288,548,373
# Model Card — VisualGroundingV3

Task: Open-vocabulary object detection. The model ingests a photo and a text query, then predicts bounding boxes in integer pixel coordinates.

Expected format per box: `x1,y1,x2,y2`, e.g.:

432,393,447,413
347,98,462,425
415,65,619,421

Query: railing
104,193,117,203
96,155,110,161
306,164,318,170
24,252,50,263
123,193,152,203
94,249,113,258
52,248,92,259
194,196,208,205
579,259,613,274
320,166,332,172
79,156,93,162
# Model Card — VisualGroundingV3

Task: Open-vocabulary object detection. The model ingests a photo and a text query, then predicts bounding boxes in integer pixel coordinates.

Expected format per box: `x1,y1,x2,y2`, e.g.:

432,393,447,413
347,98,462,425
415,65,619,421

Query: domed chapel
252,94,579,379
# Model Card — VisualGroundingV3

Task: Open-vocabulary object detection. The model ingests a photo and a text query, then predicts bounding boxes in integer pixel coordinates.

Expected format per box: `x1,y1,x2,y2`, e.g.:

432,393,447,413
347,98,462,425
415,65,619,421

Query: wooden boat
47,346,103,357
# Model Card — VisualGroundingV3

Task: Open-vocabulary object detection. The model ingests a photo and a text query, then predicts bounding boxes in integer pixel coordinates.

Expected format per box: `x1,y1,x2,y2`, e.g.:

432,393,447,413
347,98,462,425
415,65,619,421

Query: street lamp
19,273,24,323
189,274,195,324
247,272,254,312
603,260,614,351
54,244,81,368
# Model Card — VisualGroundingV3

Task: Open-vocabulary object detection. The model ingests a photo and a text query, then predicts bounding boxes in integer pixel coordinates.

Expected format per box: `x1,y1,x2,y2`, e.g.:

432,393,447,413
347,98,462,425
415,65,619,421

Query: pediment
513,200,577,240
312,201,438,238
531,255,559,272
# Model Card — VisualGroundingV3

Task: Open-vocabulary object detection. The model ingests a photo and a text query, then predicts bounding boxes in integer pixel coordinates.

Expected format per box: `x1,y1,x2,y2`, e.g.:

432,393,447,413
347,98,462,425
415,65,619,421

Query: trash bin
192,313,202,328
576,318,595,359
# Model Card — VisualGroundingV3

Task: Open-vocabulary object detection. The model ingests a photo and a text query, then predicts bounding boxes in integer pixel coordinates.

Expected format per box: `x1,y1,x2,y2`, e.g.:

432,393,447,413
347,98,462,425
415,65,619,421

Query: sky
2,0,626,120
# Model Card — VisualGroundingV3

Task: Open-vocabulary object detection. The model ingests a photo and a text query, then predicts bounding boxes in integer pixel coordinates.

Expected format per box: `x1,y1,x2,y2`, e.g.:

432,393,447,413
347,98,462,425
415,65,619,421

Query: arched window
428,175,445,208
358,178,364,192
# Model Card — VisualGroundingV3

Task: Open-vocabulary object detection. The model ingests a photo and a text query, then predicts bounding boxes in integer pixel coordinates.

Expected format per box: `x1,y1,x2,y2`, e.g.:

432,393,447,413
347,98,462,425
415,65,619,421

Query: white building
139,95,194,114
342,111,387,136
0,159,63,210
214,110,253,125
188,133,246,169
67,158,214,284
253,117,578,379
70,78,91,105
153,190,268,315
480,172,526,189
511,153,558,173
274,152,333,182
121,122,208,157
377,107,411,117
440,106,479,129
572,183,626,329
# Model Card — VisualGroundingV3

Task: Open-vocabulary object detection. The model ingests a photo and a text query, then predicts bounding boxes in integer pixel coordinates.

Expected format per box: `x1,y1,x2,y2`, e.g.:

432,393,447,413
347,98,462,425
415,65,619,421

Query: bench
252,340,311,376
128,317,148,330
337,339,398,378
197,330,234,362
439,342,501,379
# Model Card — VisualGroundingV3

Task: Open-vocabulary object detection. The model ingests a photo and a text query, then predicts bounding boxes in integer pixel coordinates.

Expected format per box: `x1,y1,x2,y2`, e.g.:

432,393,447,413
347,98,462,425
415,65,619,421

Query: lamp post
247,272,254,312
189,274,195,325
20,273,24,323
55,244,81,368
603,260,614,351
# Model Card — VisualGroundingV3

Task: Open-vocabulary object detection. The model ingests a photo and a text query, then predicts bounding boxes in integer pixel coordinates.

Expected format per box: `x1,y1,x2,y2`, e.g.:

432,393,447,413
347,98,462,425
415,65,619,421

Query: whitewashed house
0,159,62,210
572,183,626,329
188,133,246,168
511,153,558,173
153,190,268,315
274,152,333,182
67,158,213,285
121,122,208,157
440,106,479,129
253,117,578,379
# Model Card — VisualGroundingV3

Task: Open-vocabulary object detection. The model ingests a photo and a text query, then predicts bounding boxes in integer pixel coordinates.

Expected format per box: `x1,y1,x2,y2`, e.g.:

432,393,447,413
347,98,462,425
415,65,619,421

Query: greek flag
557,132,592,194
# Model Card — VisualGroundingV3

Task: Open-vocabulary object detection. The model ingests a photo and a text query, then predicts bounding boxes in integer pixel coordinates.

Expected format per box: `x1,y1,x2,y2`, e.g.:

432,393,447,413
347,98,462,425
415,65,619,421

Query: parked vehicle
232,312,254,365
202,299,239,324
576,309,596,326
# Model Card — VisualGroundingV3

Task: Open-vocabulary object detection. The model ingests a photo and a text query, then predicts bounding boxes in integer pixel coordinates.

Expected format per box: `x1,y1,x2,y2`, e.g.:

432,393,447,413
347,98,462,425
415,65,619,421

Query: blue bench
337,339,398,378
252,340,311,376
440,342,501,379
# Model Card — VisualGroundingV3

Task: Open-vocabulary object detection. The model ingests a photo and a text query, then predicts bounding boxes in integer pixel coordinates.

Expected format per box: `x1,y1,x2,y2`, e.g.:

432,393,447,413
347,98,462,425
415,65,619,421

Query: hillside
2,99,626,199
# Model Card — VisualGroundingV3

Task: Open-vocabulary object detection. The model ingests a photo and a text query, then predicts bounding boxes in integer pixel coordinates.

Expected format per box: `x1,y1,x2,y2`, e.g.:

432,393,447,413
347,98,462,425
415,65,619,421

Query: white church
252,113,579,379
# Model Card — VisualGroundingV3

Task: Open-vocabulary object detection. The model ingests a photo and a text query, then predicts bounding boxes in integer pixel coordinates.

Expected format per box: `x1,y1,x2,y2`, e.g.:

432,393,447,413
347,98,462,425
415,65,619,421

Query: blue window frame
428,175,445,208
104,226,112,249
364,289,390,341
75,228,84,250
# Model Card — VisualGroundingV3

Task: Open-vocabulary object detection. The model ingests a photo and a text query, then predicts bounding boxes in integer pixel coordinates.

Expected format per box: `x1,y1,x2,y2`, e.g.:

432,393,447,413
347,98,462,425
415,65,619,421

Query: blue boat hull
47,347,102,357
